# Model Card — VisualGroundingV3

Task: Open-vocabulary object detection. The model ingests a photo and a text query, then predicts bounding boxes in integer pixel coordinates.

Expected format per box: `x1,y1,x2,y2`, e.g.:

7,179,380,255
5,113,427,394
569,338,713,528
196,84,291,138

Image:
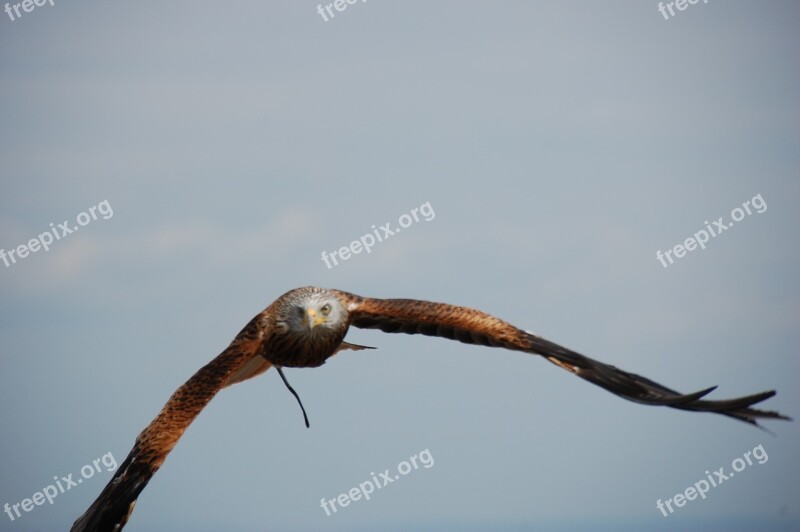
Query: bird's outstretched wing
71,315,271,532
337,292,790,428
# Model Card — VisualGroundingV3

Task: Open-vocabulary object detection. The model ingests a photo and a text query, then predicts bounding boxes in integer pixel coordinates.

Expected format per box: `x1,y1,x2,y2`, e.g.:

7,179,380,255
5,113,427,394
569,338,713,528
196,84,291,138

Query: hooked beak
306,308,327,328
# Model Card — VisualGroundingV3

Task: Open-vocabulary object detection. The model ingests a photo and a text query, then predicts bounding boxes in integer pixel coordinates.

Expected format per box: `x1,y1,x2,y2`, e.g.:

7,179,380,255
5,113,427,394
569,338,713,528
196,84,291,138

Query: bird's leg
276,366,310,428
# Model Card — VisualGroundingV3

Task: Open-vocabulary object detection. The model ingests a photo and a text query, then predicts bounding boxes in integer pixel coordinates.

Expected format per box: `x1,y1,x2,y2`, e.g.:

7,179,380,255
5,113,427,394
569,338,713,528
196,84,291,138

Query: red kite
72,286,789,531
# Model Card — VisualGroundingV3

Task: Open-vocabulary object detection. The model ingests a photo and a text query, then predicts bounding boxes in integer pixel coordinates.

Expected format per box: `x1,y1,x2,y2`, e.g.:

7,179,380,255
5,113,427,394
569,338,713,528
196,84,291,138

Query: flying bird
71,286,789,531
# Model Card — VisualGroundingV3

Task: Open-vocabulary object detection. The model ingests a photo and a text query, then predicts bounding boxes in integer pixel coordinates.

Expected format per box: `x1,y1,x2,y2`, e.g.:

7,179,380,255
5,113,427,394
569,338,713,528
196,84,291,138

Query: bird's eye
320,304,331,316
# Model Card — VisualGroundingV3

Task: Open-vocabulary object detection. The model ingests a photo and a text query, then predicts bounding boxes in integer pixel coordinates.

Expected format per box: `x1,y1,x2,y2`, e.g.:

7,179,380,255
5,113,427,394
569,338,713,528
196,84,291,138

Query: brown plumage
72,286,790,531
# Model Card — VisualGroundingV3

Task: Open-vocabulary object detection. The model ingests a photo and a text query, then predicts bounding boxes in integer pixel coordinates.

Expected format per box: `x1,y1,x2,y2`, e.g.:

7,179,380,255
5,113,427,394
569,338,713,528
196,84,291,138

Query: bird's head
301,296,345,331
280,287,348,334
267,287,352,368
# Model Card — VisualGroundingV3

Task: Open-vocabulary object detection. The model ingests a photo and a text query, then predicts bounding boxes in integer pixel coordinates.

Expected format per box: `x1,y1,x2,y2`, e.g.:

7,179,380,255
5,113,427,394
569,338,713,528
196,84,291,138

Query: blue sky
1,1,798,531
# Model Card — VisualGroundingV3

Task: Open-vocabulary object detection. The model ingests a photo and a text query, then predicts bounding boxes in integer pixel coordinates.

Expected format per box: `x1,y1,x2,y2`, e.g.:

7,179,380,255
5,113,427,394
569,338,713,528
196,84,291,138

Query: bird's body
71,286,790,532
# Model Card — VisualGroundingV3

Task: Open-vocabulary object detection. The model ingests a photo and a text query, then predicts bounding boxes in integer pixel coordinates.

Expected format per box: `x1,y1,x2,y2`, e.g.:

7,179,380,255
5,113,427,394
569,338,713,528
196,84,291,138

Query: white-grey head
299,289,347,332
268,287,350,369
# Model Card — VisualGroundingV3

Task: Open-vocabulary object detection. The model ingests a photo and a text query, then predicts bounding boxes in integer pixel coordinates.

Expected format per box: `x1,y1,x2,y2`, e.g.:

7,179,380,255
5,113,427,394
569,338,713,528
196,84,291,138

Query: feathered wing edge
71,318,270,532
525,334,789,427
339,293,790,428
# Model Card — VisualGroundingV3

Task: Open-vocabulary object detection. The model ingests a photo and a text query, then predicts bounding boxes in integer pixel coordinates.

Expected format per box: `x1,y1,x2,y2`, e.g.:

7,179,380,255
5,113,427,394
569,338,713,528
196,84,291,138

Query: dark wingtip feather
525,333,791,429
70,450,154,532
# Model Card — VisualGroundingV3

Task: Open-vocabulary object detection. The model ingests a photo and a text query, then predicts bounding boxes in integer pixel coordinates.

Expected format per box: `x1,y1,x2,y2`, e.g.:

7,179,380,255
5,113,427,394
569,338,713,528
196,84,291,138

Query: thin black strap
276,366,310,428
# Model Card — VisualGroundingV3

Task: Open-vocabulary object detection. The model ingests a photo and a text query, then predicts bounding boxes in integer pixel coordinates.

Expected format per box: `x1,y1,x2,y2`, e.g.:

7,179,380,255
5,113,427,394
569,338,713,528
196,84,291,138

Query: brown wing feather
337,292,790,428
71,314,271,532
336,292,530,349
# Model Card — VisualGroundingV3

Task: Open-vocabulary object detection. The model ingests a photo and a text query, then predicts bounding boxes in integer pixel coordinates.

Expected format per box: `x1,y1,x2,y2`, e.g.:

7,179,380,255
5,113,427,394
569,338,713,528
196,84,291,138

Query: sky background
1,1,798,531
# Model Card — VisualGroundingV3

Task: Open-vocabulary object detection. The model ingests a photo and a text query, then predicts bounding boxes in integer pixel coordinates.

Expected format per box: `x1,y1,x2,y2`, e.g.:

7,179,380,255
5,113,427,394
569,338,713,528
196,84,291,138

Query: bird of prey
71,286,789,531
